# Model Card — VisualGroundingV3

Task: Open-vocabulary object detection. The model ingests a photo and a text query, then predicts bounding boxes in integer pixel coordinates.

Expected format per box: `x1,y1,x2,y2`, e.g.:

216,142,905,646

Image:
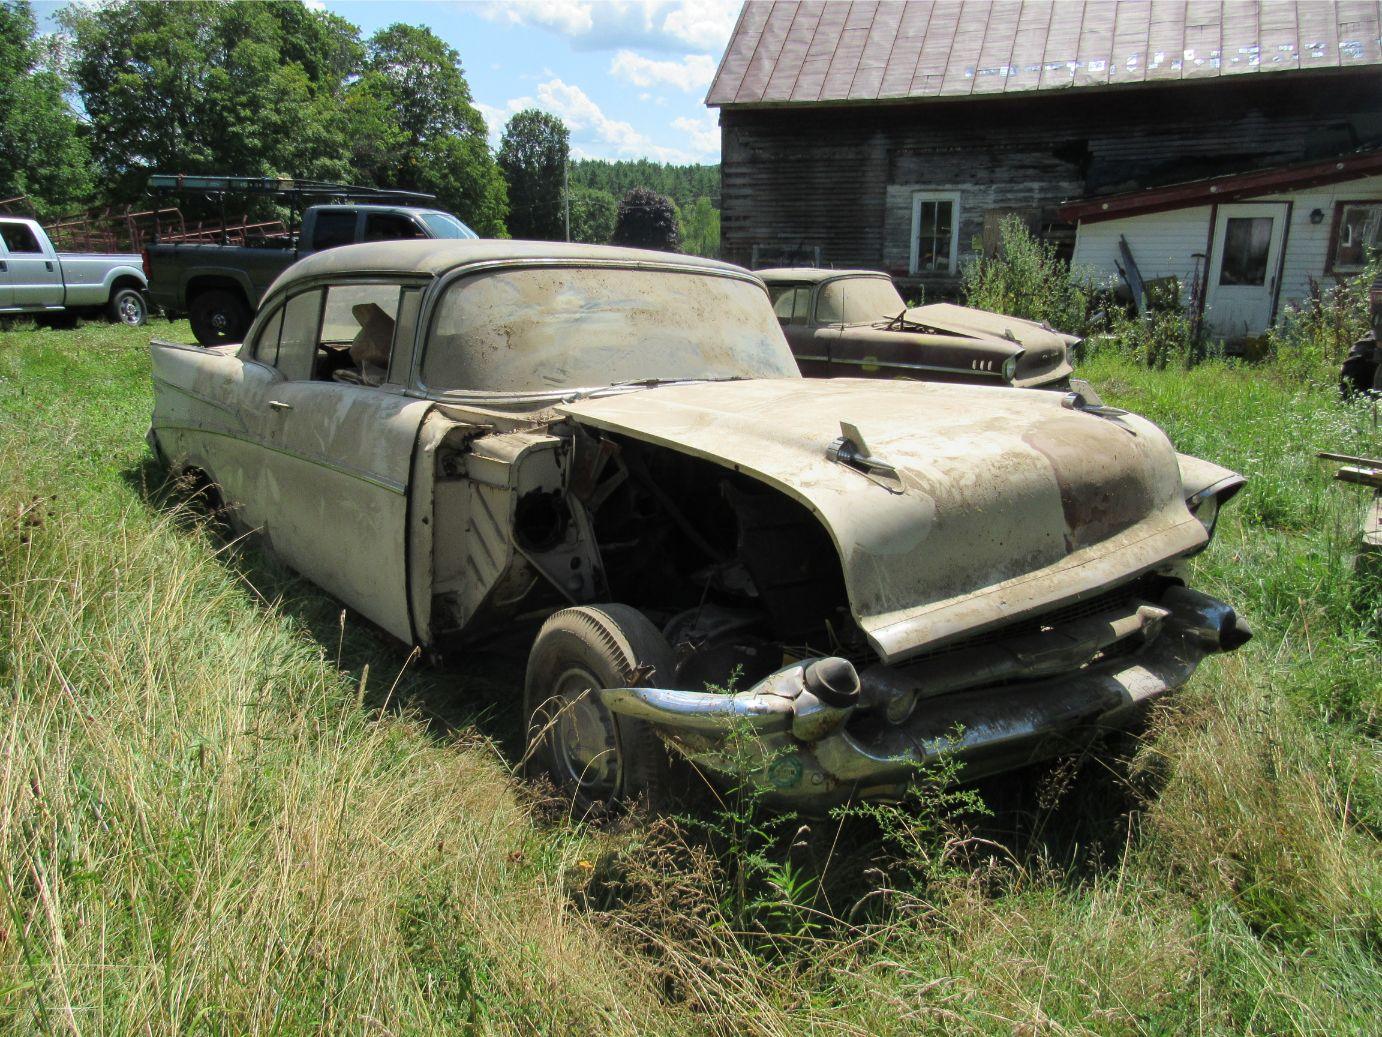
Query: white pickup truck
0,217,148,326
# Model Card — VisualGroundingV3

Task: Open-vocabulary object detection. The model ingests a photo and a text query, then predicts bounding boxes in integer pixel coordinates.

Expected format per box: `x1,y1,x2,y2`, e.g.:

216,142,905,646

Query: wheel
189,289,250,345
524,604,679,814
107,286,148,326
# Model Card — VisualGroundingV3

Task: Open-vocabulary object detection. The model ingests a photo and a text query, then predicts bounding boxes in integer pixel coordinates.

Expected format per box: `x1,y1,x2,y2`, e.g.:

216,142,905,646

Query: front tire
108,286,148,326
524,604,679,815
189,289,250,345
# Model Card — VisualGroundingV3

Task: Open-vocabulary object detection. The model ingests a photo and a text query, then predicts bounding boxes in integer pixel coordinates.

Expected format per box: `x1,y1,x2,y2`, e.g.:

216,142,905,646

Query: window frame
0,222,44,254
1325,199,1382,275
909,191,962,276
308,209,362,251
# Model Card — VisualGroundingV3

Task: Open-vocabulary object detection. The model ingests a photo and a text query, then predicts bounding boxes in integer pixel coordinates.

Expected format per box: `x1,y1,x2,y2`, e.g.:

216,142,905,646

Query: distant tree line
0,0,720,255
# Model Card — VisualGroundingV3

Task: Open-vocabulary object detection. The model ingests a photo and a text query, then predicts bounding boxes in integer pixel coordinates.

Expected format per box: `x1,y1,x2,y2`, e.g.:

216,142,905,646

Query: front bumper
602,585,1250,808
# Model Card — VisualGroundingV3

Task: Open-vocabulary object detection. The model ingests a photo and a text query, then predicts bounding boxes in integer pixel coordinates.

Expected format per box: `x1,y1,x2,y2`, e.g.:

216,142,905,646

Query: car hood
559,378,1206,663
899,303,1075,387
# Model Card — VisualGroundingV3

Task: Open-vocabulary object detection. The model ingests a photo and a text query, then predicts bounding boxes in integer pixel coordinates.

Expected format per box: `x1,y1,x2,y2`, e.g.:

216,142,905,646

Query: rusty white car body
149,240,1249,811
759,268,1076,389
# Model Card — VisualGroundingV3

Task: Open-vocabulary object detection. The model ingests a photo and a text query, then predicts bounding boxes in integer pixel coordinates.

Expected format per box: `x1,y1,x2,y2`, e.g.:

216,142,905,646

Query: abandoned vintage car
759,267,1075,389
149,240,1249,811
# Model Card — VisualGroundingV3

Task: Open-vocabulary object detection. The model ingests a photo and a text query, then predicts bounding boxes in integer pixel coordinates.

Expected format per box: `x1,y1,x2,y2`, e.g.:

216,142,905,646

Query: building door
1205,203,1288,338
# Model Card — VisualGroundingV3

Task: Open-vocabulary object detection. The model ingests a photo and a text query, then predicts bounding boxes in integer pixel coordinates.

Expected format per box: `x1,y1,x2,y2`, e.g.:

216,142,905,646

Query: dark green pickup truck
142,176,476,345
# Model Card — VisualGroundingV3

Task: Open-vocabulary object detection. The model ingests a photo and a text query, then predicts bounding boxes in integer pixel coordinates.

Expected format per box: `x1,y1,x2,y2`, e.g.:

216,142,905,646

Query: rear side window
363,213,424,241
309,211,358,250
0,223,42,253
770,285,812,325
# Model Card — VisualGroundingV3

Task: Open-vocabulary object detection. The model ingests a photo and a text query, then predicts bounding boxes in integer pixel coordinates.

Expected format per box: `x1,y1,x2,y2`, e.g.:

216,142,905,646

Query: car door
805,280,849,375
770,284,829,375
0,222,63,307
247,279,431,644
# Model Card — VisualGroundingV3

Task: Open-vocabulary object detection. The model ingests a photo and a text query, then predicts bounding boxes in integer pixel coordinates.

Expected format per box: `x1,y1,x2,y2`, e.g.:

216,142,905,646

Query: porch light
1310,208,1325,224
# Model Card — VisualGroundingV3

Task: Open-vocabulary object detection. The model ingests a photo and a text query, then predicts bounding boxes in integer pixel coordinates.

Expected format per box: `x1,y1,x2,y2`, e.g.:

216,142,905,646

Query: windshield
423,265,799,393
815,276,907,324
420,212,478,239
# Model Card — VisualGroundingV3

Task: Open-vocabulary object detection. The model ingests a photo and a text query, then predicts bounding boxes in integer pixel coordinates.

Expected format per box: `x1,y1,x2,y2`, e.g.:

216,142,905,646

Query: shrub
1268,257,1378,387
961,214,1101,336
611,186,680,252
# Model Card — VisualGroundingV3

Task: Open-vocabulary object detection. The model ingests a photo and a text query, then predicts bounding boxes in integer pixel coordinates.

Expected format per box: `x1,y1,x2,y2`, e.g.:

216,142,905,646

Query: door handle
0,260,6,272
268,400,293,411
45,261,53,271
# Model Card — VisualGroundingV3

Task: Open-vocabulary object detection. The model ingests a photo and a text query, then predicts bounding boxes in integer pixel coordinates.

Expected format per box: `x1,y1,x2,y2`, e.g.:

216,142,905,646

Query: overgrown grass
1,319,1379,1034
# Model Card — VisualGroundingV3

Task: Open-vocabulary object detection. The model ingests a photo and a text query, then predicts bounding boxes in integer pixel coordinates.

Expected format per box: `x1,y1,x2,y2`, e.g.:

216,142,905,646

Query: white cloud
670,112,720,158
473,98,534,145
535,78,647,154
479,77,720,163
609,50,716,92
660,0,740,52
478,0,594,37
476,0,740,54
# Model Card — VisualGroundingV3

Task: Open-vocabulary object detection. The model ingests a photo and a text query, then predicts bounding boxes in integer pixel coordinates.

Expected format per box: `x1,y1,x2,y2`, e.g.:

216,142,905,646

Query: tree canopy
54,2,506,234
0,1,91,213
498,109,570,241
570,159,718,210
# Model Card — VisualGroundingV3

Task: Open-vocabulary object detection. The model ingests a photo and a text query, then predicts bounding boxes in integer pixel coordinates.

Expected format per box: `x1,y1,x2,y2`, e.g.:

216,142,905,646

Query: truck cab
140,175,476,345
0,217,148,325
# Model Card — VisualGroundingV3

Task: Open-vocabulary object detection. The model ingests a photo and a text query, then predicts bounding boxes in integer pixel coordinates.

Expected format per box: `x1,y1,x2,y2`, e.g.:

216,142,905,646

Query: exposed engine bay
429,418,862,693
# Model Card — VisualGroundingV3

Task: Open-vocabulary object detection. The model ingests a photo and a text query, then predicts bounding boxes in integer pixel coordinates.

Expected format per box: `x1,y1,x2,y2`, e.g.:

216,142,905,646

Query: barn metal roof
706,1,1382,108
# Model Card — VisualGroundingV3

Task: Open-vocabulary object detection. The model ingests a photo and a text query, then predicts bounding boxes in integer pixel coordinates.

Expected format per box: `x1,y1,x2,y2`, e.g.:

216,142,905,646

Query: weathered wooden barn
707,0,1382,337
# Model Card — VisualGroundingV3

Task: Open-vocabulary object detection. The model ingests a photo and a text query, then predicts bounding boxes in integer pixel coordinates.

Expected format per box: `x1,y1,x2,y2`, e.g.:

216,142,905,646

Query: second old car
760,267,1076,389
149,242,1249,813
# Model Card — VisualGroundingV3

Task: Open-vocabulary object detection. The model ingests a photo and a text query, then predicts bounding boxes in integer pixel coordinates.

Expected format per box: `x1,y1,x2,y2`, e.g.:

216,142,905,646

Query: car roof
277,239,751,288
756,267,893,284
310,204,451,217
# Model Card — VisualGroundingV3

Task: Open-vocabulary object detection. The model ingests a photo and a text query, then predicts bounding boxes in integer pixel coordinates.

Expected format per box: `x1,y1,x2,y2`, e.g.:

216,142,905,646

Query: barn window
1330,202,1382,273
910,192,961,274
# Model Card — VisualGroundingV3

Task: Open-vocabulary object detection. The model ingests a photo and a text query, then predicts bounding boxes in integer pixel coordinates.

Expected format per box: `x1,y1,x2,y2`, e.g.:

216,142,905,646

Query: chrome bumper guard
600,586,1250,806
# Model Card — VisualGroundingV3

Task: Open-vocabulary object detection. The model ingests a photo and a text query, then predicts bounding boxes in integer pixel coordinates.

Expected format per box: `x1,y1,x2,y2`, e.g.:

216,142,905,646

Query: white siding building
1065,155,1382,339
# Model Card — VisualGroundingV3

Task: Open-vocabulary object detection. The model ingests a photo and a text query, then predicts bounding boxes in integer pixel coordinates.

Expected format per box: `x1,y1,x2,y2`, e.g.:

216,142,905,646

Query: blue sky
35,0,737,164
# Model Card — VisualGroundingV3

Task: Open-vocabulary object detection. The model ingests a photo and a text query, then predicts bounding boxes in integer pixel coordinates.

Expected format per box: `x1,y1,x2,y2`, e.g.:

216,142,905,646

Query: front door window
1218,217,1273,285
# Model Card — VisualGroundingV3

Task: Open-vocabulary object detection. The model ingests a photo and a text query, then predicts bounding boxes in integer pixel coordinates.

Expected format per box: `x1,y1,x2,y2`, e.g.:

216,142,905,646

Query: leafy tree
612,187,680,252
0,1,91,213
569,186,617,245
498,109,569,240
60,0,357,203
679,196,720,258
355,23,507,236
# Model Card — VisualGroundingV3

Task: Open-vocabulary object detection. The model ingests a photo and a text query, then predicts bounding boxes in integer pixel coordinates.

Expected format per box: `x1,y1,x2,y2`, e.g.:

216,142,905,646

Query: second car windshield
815,276,907,324
422,265,800,393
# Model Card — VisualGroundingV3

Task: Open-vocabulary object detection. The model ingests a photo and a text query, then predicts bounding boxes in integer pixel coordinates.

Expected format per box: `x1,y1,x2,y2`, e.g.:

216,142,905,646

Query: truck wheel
108,286,148,326
524,604,680,815
189,289,250,345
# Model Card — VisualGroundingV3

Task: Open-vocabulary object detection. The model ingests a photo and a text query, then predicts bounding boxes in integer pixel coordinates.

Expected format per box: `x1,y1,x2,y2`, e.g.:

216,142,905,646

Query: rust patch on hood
1023,415,1155,552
